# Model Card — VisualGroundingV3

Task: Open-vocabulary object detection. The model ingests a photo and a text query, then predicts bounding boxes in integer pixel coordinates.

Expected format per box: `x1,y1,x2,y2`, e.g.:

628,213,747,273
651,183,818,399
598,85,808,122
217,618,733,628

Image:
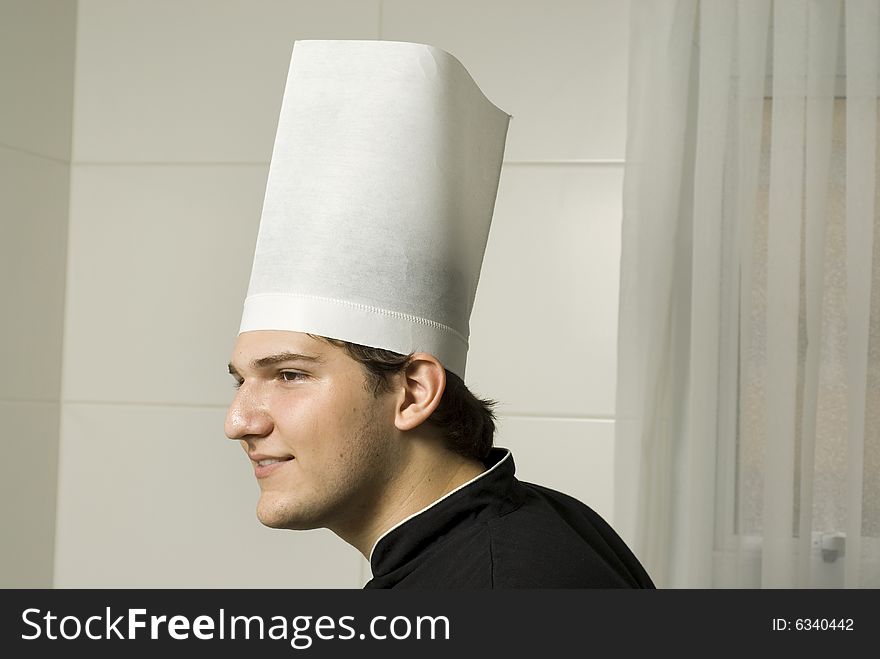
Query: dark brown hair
310,335,496,461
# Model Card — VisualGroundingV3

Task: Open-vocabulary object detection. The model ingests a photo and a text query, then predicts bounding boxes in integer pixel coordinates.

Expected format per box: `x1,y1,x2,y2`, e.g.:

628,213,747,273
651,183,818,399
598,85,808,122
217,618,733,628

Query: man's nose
224,387,273,440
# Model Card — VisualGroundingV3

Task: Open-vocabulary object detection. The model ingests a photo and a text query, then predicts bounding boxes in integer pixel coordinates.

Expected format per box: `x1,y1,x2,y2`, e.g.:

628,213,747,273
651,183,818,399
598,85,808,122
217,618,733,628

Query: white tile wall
0,147,70,402
0,0,76,160
73,0,381,163
62,164,267,405
381,0,630,161
0,2,75,590
467,164,623,418
54,403,363,587
43,0,634,587
0,401,60,587
496,416,615,523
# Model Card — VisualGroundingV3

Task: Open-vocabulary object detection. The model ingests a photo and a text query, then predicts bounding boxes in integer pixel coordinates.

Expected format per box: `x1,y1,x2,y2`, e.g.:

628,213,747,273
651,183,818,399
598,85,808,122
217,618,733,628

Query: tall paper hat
240,40,510,378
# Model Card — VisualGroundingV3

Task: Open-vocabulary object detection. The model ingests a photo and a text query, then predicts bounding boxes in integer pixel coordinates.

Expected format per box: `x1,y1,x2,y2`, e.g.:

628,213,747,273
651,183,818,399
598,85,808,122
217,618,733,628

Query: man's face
225,330,400,533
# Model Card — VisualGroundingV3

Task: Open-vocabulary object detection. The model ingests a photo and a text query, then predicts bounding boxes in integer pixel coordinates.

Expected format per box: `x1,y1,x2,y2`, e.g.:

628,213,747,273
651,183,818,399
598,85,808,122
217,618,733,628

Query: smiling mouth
256,457,294,467
252,456,294,479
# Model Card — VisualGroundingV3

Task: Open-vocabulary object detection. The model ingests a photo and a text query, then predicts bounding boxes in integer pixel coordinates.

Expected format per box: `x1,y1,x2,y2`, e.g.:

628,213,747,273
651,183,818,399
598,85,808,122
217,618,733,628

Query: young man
226,40,653,588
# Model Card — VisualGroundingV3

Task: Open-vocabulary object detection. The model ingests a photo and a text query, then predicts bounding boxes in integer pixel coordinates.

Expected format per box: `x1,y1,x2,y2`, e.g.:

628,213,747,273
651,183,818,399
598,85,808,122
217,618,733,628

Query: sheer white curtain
616,0,880,588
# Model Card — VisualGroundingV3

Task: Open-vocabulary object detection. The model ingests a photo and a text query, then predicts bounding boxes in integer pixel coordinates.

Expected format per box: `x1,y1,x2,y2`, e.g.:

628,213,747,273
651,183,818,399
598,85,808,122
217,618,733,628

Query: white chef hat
239,40,510,379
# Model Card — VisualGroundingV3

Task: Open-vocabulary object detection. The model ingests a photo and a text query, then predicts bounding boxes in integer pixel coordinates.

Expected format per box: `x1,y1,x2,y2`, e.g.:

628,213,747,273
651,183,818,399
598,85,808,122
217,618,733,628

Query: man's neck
334,441,486,560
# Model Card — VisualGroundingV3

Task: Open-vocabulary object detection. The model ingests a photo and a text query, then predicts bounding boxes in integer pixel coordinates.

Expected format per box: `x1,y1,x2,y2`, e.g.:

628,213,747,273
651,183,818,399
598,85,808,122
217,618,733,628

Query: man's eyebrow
227,352,323,376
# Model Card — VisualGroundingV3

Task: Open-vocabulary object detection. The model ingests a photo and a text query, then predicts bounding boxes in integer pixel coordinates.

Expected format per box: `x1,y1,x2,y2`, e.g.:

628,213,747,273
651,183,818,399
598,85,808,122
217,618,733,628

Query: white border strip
367,450,513,565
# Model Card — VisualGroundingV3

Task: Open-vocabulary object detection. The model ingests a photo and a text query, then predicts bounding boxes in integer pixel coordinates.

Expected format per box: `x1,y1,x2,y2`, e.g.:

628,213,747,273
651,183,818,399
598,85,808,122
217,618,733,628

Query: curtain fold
844,0,878,587
617,0,880,587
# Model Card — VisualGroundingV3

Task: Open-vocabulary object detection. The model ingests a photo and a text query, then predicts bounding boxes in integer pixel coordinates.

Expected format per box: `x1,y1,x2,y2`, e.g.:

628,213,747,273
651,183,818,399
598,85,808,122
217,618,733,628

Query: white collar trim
367,449,512,565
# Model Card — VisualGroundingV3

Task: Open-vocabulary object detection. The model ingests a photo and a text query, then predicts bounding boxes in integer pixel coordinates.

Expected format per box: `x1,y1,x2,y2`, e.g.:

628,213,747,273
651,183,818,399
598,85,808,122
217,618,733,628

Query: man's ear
394,353,446,432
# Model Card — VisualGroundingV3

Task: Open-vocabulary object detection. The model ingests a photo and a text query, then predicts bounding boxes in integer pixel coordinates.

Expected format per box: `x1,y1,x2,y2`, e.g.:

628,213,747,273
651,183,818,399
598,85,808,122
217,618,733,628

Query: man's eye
279,371,305,382
232,379,244,390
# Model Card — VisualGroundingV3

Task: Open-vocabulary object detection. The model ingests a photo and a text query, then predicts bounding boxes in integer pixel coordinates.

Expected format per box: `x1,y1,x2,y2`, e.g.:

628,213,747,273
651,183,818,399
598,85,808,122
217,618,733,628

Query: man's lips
248,452,294,463
248,453,294,478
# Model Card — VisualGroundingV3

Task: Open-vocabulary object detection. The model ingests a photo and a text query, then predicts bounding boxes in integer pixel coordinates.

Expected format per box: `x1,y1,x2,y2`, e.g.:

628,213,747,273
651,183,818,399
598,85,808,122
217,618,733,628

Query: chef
225,39,654,588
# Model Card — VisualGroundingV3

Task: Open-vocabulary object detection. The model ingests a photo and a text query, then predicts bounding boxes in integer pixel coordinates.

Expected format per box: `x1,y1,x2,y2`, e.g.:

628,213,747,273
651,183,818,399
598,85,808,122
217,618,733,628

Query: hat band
239,293,469,378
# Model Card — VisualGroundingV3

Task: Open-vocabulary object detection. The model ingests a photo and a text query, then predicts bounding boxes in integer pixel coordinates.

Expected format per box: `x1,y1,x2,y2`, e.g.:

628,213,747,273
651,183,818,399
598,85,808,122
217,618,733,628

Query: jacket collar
368,448,517,580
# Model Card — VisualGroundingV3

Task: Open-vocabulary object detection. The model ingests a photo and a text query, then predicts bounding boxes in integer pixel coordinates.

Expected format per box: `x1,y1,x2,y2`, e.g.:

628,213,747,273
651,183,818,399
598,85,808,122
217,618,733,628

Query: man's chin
256,500,317,531
257,515,288,529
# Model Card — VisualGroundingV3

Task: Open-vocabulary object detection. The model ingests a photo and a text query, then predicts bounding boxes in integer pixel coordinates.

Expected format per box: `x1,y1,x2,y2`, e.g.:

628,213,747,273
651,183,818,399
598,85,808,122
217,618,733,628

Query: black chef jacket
364,447,655,588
